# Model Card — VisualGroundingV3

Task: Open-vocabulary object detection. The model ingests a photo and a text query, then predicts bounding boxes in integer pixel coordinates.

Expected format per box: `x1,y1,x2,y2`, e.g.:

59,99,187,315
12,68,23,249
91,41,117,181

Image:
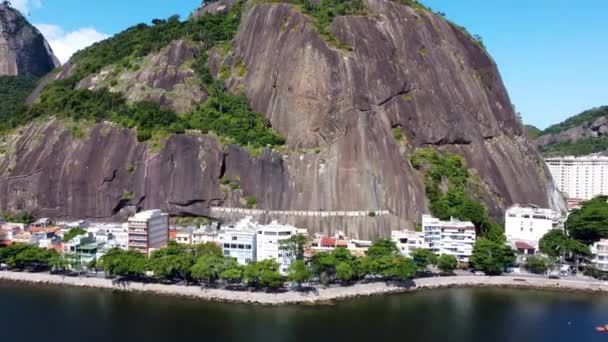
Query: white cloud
35,24,109,64
10,0,42,14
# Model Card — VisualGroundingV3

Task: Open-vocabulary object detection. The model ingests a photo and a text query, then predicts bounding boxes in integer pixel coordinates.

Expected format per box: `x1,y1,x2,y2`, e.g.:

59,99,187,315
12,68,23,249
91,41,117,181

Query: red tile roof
515,241,535,250
320,237,348,248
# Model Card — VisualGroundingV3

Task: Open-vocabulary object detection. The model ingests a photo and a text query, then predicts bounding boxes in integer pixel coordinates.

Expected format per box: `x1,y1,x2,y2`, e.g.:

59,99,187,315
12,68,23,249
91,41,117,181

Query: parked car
474,271,485,276
548,275,560,280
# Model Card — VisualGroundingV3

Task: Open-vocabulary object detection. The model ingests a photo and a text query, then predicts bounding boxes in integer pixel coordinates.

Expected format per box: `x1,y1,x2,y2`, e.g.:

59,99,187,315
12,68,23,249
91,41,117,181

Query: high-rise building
128,210,169,255
422,215,476,263
546,156,608,202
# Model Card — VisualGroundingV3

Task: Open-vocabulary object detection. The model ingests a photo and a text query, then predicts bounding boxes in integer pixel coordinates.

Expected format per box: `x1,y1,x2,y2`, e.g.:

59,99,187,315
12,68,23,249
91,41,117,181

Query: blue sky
16,0,608,129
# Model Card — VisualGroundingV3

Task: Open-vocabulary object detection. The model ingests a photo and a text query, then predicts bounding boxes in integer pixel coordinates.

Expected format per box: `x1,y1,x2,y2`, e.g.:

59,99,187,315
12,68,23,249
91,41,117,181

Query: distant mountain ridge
0,2,60,77
533,106,608,157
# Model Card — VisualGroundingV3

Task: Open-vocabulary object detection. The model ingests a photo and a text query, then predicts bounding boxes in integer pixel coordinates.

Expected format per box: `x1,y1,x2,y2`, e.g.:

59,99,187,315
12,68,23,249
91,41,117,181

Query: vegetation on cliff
0,76,37,131
2,1,284,148
410,148,498,235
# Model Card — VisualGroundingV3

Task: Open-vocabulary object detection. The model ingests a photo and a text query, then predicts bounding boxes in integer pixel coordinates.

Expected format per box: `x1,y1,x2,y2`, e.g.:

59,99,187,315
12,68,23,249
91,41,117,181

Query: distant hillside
525,125,541,139
534,106,608,157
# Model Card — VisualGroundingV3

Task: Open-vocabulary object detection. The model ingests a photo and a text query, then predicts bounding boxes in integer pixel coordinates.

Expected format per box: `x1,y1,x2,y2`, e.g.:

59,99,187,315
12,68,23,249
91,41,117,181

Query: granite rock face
0,1,565,238
0,3,60,77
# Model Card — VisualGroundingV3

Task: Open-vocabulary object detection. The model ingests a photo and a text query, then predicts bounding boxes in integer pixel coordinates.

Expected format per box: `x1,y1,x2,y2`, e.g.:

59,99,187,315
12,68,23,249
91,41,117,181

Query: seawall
2,271,607,305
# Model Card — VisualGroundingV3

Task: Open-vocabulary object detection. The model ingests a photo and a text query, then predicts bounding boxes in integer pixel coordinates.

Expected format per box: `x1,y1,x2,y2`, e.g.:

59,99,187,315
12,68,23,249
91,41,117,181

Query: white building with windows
422,215,476,263
219,217,257,265
391,230,425,258
591,239,608,272
256,221,299,274
128,210,169,255
546,155,608,202
505,205,562,252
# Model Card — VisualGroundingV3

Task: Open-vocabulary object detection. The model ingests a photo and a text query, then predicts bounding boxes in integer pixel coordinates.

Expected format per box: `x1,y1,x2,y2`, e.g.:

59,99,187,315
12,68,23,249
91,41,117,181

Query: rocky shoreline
1,271,607,305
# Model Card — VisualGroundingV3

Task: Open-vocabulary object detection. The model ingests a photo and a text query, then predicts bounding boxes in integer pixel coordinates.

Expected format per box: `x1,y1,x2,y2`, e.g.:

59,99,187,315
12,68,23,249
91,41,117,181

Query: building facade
505,205,562,251
256,221,299,274
546,156,608,201
127,210,169,255
422,215,476,263
591,239,608,272
391,230,425,258
219,217,257,265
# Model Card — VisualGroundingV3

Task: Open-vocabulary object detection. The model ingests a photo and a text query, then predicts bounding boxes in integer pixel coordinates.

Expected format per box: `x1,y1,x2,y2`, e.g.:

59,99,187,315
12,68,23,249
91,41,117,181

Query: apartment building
592,239,608,272
505,204,563,252
219,217,257,265
546,156,608,201
127,210,169,255
391,230,425,258
422,215,476,263
256,221,299,274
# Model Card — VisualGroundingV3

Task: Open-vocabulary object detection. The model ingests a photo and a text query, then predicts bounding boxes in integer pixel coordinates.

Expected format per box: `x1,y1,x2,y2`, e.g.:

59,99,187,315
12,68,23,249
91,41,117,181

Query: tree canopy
539,229,591,259
470,239,515,275
566,196,608,244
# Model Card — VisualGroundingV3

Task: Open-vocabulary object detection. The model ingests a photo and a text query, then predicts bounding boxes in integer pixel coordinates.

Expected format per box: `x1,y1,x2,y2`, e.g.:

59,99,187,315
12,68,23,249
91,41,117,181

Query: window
224,250,230,256
224,243,230,248
232,236,238,241
245,245,252,250
278,232,292,236
238,244,244,249
230,244,237,249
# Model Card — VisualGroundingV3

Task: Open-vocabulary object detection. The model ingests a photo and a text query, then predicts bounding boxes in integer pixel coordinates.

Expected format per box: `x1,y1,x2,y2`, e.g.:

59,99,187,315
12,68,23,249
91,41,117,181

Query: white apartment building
391,230,425,258
591,239,608,272
505,205,562,251
192,222,221,244
256,221,299,274
128,210,169,255
422,215,476,263
219,217,257,265
546,156,608,201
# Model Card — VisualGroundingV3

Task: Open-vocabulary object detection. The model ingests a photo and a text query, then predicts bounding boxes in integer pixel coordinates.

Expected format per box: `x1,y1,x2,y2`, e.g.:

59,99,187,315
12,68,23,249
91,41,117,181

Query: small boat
595,326,606,332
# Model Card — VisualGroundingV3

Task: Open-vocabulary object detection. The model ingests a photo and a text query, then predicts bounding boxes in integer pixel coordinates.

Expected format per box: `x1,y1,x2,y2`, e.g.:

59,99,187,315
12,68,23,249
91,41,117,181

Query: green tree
566,196,608,244
287,260,312,285
539,229,591,259
190,254,227,284
437,254,458,274
194,242,222,257
411,248,438,270
384,257,417,281
279,234,309,260
335,261,355,283
243,259,283,289
220,267,244,284
366,239,399,259
310,252,337,279
149,242,195,282
470,239,515,275
524,256,553,275
99,248,147,279
62,228,88,242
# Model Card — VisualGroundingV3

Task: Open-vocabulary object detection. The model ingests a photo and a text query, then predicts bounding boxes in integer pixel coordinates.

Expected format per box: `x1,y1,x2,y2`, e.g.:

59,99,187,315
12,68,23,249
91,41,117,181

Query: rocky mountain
534,106,608,157
0,2,60,77
0,0,565,239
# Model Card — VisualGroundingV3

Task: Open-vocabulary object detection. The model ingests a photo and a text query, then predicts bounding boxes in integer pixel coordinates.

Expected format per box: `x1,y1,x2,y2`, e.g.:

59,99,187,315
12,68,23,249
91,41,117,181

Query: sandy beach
2,271,608,305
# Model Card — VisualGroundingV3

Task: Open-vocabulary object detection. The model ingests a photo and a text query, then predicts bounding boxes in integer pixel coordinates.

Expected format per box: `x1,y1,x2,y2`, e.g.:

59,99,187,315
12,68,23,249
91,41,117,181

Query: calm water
2,283,608,342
